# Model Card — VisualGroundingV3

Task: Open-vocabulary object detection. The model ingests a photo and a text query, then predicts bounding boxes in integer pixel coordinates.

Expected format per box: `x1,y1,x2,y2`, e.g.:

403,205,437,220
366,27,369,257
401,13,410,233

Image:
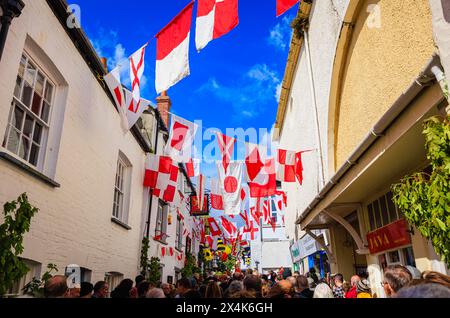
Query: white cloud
267,16,294,51
275,82,282,102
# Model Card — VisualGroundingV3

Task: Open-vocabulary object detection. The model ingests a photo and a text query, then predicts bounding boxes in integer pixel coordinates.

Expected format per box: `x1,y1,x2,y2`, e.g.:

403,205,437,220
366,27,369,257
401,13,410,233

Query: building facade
0,0,199,296
274,0,450,297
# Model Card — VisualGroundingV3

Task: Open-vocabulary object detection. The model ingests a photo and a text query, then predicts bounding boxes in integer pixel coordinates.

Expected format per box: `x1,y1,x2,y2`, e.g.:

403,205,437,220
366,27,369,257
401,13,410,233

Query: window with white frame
176,216,183,251
155,200,168,242
112,152,132,224
2,54,55,169
7,259,42,297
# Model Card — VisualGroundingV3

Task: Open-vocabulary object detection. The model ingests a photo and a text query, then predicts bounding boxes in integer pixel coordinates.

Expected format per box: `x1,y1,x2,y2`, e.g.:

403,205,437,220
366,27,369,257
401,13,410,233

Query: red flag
196,0,239,51
161,247,166,257
240,210,250,229
186,158,200,178
243,221,259,241
276,0,300,17
169,247,174,257
156,1,194,93
245,144,277,198
295,152,304,185
144,154,179,203
277,149,297,182
208,217,223,237
220,216,237,237
210,178,224,210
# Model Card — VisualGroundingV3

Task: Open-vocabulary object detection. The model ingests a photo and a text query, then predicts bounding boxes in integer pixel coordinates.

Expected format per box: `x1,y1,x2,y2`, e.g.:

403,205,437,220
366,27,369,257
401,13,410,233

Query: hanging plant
392,116,450,267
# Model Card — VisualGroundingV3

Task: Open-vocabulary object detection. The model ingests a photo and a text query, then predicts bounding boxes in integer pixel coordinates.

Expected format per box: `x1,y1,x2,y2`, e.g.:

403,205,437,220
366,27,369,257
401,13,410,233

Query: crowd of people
39,265,450,299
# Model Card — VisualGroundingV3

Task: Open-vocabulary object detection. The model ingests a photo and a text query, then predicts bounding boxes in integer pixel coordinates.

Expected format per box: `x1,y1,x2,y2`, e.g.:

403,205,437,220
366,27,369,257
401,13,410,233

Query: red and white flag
239,210,250,229
185,158,200,177
129,44,147,102
243,221,260,241
217,161,243,215
245,144,277,198
195,0,239,52
216,132,236,174
144,154,179,203
104,67,131,130
123,88,151,130
295,151,304,185
196,174,206,211
155,2,194,94
263,197,272,224
276,0,300,17
210,178,224,210
220,216,237,238
208,217,222,237
277,149,297,182
165,114,198,163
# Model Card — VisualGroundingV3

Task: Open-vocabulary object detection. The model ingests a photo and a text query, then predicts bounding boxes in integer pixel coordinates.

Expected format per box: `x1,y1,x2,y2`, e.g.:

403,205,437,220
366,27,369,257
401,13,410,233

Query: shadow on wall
443,0,450,23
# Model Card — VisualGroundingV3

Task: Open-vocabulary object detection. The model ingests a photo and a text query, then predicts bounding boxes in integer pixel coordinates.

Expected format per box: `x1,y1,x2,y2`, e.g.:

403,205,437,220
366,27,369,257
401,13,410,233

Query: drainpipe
0,0,25,62
304,30,326,190
431,65,450,112
145,115,160,239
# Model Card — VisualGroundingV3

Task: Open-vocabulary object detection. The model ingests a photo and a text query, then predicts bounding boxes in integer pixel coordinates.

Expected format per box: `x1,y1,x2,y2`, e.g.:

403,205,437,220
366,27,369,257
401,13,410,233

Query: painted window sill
111,217,132,230
0,151,60,188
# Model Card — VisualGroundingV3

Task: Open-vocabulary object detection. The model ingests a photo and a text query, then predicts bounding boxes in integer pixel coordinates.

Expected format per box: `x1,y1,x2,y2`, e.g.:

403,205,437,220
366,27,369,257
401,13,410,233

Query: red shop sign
366,219,412,254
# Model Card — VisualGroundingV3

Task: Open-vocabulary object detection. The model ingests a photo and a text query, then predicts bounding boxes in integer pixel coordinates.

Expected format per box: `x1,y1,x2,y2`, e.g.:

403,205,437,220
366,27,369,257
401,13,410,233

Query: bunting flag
216,132,236,174
195,0,239,52
129,44,147,102
169,247,174,257
276,0,300,17
196,174,206,211
144,154,179,203
217,161,244,215
208,217,222,237
165,114,198,163
246,144,277,198
220,216,237,238
239,210,250,229
249,197,263,225
277,149,297,182
161,246,166,257
186,158,200,177
155,1,194,94
243,221,259,241
210,178,224,210
177,252,184,261
295,151,304,185
104,66,126,114
269,216,277,232
263,197,272,224
123,88,152,130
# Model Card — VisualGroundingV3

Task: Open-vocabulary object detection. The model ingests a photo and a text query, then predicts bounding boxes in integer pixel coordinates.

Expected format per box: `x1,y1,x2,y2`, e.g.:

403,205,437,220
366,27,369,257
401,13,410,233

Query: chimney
100,57,108,73
156,91,171,128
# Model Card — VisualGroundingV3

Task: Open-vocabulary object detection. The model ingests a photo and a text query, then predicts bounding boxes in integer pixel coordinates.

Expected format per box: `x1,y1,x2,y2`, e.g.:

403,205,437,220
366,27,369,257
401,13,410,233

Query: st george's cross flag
207,217,222,237
144,154,179,203
195,0,239,52
243,221,260,241
165,114,198,163
210,178,224,210
185,158,200,178
276,0,300,17
217,161,243,215
129,44,147,102
216,132,236,174
220,216,238,238
155,1,194,94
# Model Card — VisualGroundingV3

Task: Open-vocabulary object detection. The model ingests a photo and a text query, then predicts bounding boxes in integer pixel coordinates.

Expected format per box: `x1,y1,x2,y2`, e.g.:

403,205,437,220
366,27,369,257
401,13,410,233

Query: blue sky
75,0,297,180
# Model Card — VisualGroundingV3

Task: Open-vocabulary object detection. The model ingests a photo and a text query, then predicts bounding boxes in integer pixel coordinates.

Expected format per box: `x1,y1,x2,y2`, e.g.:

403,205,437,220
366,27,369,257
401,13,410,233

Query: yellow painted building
276,0,449,297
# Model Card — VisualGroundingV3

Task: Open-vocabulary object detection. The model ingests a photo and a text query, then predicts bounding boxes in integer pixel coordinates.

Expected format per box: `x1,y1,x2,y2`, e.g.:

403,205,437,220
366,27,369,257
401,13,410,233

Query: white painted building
0,0,199,296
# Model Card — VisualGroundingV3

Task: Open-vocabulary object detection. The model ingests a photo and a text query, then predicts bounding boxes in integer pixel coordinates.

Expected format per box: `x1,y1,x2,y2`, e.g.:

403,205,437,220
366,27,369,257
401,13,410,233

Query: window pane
7,128,20,154
31,92,42,116
19,137,30,161
14,76,23,99
24,62,36,85
12,106,24,130
403,247,416,267
33,123,42,144
35,72,45,96
23,115,33,138
379,197,389,226
367,204,375,231
18,55,26,78
373,200,382,229
44,82,53,102
40,101,51,123
29,144,39,166
21,82,33,107
386,192,398,223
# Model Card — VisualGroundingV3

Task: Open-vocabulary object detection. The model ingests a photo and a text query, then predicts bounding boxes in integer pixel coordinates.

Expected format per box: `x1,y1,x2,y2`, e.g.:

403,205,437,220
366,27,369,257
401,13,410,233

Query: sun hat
356,279,371,294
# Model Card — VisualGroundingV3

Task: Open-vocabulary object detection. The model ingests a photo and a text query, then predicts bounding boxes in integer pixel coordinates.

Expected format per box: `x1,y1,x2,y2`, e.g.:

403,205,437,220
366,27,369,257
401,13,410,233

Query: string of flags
103,0,303,133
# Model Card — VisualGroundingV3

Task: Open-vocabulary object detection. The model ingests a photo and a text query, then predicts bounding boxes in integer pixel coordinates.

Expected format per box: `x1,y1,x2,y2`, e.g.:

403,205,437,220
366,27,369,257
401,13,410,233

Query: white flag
165,114,198,163
217,161,243,216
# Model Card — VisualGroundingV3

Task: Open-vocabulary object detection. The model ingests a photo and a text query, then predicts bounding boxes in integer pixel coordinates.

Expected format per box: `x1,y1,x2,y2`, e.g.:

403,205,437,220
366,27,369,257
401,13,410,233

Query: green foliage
22,263,58,298
181,253,200,278
0,193,39,296
392,116,450,267
147,257,161,286
140,237,150,276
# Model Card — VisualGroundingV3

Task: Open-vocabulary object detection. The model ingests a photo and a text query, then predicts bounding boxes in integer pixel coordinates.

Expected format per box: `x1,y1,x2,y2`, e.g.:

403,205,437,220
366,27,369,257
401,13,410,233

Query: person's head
146,288,166,298
137,282,151,298
421,271,450,288
266,280,293,298
307,277,316,290
356,279,371,295
395,283,450,298
205,281,223,298
333,274,344,286
343,281,351,293
80,282,94,298
227,280,243,296
135,275,145,286
44,275,69,298
229,290,257,298
293,271,300,277
350,275,361,287
246,268,253,276
313,283,334,298
243,275,262,296
286,276,297,291
296,275,309,292
232,272,244,281
93,281,109,298
161,283,171,296
177,278,192,295
383,265,412,297
111,279,133,298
